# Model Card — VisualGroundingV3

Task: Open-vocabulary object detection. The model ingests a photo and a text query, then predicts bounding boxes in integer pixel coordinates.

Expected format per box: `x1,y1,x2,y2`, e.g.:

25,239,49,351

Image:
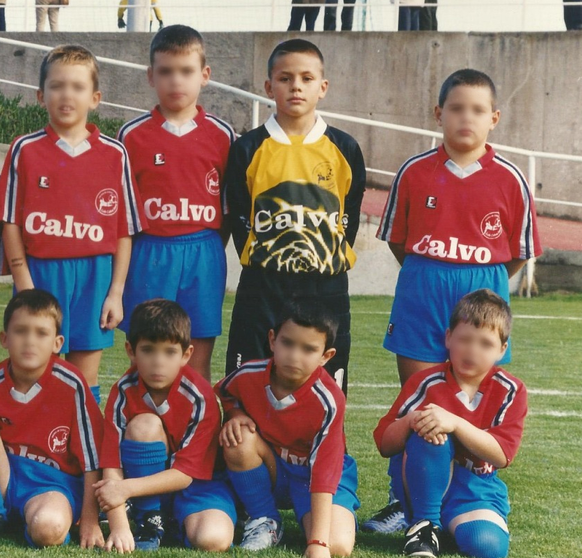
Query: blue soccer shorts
384,255,511,364
173,473,237,531
273,453,360,525
4,454,83,524
27,254,114,354
120,230,226,338
389,452,510,529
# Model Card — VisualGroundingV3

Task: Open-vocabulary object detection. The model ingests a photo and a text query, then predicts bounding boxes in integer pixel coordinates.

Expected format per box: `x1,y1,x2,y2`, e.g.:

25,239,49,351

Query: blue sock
0,490,7,522
90,385,101,406
404,433,455,527
121,439,167,523
455,520,509,558
227,464,281,522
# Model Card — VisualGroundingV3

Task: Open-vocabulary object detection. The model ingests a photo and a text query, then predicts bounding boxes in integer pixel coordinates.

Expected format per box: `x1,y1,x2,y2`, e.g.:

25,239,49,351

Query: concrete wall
2,31,582,220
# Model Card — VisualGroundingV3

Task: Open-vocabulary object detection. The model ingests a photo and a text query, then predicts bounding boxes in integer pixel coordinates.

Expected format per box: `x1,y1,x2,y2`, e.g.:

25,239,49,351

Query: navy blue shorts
273,453,360,524
384,255,511,364
27,255,114,353
120,230,226,338
5,454,83,524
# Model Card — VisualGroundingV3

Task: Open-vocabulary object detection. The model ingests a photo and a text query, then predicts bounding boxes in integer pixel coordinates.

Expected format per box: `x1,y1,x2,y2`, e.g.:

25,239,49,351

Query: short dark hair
127,299,191,352
39,44,99,92
4,289,62,334
438,69,497,109
273,300,338,351
149,24,206,66
267,38,324,78
449,289,512,345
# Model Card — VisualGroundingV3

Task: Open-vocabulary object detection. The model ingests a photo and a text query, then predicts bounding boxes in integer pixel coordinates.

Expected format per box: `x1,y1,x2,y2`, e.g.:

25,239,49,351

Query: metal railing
2,36,581,296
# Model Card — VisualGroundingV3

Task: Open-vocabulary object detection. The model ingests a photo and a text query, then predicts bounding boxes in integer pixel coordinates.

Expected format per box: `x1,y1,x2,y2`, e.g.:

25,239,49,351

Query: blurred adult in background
323,0,356,31
288,0,320,31
419,0,437,30
118,0,163,31
0,0,6,32
36,0,61,32
564,0,582,29
396,0,422,31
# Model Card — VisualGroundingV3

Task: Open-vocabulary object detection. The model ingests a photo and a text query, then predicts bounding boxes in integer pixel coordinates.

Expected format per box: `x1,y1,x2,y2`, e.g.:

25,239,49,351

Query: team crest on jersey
48,426,70,454
425,196,438,209
38,176,50,189
154,153,166,166
481,211,503,239
206,168,220,196
312,162,335,191
95,189,119,216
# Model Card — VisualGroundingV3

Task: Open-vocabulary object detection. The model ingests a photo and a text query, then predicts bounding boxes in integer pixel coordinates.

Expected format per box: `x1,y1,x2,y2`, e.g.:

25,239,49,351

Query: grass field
0,284,580,558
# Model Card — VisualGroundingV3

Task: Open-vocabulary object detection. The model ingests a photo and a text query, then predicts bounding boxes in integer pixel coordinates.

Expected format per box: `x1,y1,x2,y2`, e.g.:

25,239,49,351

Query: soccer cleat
134,510,165,551
239,516,283,550
362,501,408,533
403,520,441,557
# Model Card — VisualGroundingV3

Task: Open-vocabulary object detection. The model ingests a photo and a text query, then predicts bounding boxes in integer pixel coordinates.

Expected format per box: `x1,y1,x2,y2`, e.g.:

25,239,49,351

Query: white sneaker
240,516,283,550
362,501,408,533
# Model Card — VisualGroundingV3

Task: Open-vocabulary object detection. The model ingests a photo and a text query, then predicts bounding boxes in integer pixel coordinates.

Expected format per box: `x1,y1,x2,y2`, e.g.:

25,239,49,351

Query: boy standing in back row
118,25,235,382
225,39,366,393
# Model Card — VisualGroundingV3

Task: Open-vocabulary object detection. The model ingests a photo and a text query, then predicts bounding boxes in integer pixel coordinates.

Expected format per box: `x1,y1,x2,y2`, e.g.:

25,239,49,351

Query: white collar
265,385,296,410
162,119,197,137
264,113,327,145
143,392,170,415
456,390,483,411
445,158,483,179
10,383,42,404
56,138,91,157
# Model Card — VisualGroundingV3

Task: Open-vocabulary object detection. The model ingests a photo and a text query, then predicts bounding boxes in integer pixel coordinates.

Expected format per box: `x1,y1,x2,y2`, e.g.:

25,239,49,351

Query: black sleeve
343,139,366,247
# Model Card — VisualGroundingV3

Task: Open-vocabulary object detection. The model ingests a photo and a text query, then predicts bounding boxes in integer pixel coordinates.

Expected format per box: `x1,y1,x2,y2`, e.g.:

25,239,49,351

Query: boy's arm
343,142,366,247
305,492,332,558
388,242,406,267
2,224,34,291
376,412,421,458
100,236,131,330
504,258,527,279
102,468,135,553
79,469,105,549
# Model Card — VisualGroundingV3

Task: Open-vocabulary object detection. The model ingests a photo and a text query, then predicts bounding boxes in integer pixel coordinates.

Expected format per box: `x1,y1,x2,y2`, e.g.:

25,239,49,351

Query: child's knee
222,429,262,467
126,413,165,442
26,508,70,547
184,513,234,552
330,538,354,557
454,520,509,558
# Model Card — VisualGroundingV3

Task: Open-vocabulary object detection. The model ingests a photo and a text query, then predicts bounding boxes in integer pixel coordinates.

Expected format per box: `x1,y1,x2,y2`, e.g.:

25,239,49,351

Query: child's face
148,49,210,115
265,52,328,124
1,309,63,379
268,320,335,387
445,321,507,383
435,84,500,156
126,339,193,395
37,62,101,132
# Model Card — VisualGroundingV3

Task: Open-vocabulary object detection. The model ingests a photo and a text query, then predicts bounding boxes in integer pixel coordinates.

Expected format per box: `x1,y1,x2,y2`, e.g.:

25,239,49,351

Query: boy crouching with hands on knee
214,301,359,555
94,299,236,552
374,289,527,558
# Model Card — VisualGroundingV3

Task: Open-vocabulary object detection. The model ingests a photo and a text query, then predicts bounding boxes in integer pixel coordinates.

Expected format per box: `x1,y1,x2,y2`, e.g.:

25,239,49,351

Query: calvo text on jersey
254,206,343,233
412,234,492,263
25,213,104,242
144,198,217,222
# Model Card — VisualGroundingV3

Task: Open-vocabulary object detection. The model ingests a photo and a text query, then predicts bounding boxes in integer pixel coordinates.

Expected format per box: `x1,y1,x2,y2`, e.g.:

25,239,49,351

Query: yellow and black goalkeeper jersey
226,115,366,275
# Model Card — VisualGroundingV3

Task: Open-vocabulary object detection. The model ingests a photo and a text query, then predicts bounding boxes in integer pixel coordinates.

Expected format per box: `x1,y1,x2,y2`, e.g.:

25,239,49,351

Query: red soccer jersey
214,359,347,494
101,364,220,480
0,124,146,259
373,362,528,475
118,106,235,237
0,356,103,476
376,145,542,264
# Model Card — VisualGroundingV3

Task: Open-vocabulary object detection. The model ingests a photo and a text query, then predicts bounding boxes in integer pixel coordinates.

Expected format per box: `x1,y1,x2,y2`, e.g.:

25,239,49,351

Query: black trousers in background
564,0,582,29
225,267,351,395
323,0,356,31
288,6,320,31
420,0,437,31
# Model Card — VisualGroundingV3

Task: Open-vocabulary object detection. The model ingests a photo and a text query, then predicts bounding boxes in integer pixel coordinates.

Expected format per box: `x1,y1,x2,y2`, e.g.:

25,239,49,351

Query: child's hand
93,479,129,512
105,525,135,553
100,293,123,330
79,517,105,549
412,403,458,439
219,414,256,447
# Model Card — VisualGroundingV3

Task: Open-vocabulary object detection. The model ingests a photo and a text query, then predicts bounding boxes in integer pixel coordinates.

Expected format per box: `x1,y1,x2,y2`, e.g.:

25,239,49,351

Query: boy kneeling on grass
374,289,527,558
215,301,359,556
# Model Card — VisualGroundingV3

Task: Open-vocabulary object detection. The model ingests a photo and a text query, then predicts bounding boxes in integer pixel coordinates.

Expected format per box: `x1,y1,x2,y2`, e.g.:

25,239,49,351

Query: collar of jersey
445,361,498,399
438,143,495,175
265,113,327,145
5,357,54,404
152,105,205,136
45,123,100,151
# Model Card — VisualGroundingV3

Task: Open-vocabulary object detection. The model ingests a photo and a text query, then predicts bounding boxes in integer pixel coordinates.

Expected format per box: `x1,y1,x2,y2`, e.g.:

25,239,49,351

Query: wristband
307,540,329,548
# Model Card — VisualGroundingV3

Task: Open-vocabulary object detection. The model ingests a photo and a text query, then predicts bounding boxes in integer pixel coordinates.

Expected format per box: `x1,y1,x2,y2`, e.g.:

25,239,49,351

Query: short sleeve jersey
376,145,542,264
214,359,347,494
373,362,528,474
226,115,366,274
0,124,146,259
0,356,103,476
118,106,235,237
101,364,220,480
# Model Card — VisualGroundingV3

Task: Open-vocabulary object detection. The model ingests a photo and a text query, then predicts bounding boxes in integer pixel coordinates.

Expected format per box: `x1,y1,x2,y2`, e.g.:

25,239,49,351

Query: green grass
1,285,581,558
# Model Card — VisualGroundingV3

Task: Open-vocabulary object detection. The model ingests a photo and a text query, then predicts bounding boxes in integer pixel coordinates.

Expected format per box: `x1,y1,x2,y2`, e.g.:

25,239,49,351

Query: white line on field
346,404,582,417
350,311,582,321
348,383,581,396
